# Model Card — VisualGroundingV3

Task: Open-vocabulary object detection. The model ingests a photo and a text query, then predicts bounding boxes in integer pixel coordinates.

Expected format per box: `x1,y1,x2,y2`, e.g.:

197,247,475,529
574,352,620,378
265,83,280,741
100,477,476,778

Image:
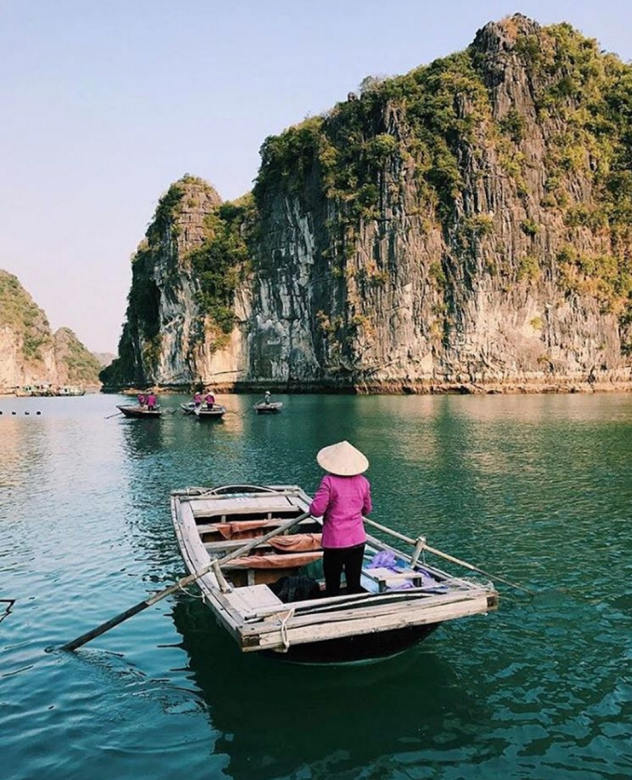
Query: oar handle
422,543,534,595
362,516,534,596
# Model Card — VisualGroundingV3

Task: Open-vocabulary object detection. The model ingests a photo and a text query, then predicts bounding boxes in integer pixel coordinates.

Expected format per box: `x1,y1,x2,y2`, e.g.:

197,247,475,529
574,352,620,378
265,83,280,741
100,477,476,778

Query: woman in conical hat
309,441,372,597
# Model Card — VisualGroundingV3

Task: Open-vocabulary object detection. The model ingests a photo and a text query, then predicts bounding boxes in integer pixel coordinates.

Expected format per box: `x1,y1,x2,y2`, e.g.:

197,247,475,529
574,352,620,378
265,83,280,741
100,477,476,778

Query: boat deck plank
192,495,296,516
224,585,283,613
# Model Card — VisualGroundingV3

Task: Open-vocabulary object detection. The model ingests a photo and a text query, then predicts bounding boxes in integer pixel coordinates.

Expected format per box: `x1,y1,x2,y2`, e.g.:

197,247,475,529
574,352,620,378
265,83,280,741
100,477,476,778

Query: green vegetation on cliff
254,46,492,248
0,269,53,361
107,16,632,388
100,239,162,387
54,327,102,383
0,270,101,383
256,48,488,224
514,22,632,313
101,176,252,386
253,17,632,323
189,195,254,348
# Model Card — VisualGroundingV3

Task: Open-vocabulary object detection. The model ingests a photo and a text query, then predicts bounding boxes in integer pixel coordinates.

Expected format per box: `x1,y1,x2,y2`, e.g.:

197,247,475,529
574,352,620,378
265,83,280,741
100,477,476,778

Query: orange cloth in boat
214,520,277,540
269,533,322,552
226,552,323,569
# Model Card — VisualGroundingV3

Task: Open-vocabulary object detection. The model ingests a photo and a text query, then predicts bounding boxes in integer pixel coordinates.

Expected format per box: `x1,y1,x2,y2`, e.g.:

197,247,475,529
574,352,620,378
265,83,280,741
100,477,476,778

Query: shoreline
101,376,632,396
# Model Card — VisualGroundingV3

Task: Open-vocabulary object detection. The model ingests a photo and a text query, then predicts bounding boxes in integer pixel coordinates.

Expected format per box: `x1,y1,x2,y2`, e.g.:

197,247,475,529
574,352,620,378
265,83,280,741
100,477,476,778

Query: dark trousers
323,543,365,597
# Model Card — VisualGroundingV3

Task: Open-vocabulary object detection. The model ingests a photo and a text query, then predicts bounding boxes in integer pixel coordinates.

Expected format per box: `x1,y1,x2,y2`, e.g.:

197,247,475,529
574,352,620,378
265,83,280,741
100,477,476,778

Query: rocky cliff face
109,15,632,392
0,270,101,389
102,176,251,388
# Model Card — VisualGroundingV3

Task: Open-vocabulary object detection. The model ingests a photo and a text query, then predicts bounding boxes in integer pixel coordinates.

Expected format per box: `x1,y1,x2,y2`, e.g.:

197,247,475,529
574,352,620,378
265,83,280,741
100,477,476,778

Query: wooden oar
58,510,310,652
363,516,534,596
104,411,123,419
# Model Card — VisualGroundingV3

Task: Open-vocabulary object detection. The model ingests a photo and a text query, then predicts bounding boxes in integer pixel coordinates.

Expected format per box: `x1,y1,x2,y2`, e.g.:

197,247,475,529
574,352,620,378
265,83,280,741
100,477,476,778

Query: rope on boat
279,607,296,651
177,582,203,600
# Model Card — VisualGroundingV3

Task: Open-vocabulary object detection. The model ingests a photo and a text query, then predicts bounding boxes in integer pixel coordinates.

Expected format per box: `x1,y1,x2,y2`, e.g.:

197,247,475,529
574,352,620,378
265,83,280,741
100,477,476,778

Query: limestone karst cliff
0,270,101,390
104,15,632,392
103,175,251,387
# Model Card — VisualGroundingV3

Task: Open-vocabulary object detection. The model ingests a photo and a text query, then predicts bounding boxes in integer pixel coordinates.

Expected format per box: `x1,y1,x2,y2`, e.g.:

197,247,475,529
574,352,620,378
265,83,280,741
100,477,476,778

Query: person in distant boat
137,392,146,407
309,441,372,597
263,390,272,405
193,391,202,408
205,390,215,409
146,392,157,411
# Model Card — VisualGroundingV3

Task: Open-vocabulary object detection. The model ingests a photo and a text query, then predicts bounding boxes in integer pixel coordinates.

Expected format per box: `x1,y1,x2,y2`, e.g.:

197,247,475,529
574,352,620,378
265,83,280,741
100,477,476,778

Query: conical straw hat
316,441,369,476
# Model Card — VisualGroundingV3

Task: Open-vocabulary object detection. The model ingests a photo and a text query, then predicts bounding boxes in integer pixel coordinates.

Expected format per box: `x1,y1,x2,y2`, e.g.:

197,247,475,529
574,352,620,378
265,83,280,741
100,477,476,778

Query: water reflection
3,393,630,780
0,416,51,495
120,415,166,458
170,596,486,780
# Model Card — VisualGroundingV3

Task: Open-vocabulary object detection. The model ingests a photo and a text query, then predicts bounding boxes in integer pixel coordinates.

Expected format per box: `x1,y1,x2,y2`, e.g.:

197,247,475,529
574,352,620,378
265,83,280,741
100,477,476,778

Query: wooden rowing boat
254,402,283,414
180,402,197,415
195,403,227,420
171,484,498,663
117,404,163,418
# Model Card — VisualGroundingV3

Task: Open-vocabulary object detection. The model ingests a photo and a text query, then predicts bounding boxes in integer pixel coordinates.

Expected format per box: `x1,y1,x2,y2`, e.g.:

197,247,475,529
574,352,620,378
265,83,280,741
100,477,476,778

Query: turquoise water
1,392,631,780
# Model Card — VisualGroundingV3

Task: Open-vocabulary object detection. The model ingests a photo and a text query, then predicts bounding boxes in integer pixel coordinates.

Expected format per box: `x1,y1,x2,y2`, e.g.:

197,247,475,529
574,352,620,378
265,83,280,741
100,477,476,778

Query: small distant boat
57,385,86,397
14,384,86,397
254,401,283,414
195,403,227,420
14,384,55,397
171,484,498,663
117,404,163,418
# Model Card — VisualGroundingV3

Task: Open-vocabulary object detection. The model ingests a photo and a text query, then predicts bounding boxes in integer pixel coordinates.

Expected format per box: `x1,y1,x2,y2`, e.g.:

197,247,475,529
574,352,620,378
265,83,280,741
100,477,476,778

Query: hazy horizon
2,0,632,354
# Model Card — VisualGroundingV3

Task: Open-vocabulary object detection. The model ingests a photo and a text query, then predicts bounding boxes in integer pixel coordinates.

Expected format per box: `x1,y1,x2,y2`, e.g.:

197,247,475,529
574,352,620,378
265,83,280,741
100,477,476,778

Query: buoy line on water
0,411,42,415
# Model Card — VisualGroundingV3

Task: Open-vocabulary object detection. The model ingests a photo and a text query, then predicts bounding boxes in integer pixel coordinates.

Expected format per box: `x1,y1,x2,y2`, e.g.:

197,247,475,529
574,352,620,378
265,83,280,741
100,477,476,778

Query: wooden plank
195,518,292,536
239,578,491,621
224,585,283,613
203,540,277,553
361,566,424,592
191,495,296,516
243,590,491,635
222,552,322,570
245,595,492,651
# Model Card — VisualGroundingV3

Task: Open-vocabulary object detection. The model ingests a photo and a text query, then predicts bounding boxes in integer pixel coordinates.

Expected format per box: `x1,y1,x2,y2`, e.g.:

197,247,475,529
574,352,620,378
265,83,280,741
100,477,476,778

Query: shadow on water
170,596,489,780
120,415,166,458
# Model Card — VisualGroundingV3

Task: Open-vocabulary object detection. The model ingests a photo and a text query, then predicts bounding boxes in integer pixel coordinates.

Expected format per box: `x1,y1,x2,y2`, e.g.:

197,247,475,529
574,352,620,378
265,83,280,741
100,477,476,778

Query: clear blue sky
2,0,631,353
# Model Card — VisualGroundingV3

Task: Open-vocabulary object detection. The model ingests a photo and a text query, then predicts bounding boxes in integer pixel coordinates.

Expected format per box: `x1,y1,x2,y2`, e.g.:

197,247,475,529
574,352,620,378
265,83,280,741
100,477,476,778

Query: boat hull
117,405,162,418
195,406,226,420
262,623,440,664
254,403,283,414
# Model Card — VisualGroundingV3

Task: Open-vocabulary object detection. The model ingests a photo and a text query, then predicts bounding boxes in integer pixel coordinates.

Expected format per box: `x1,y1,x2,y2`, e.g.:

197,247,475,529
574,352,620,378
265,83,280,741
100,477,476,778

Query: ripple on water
1,393,632,780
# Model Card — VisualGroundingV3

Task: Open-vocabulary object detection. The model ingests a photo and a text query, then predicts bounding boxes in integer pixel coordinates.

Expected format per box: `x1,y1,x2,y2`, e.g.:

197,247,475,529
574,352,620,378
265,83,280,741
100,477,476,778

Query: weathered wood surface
171,485,499,657
224,585,283,613
243,595,493,652
191,495,296,515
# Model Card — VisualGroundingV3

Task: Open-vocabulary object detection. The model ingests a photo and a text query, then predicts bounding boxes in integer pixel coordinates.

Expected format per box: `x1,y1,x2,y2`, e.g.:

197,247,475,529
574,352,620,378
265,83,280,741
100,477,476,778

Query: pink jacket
309,474,372,549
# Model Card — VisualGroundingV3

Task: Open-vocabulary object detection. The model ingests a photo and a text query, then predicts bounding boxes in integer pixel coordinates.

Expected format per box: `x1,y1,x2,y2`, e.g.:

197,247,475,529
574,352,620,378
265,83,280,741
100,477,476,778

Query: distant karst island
0,269,104,393
76,16,632,393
